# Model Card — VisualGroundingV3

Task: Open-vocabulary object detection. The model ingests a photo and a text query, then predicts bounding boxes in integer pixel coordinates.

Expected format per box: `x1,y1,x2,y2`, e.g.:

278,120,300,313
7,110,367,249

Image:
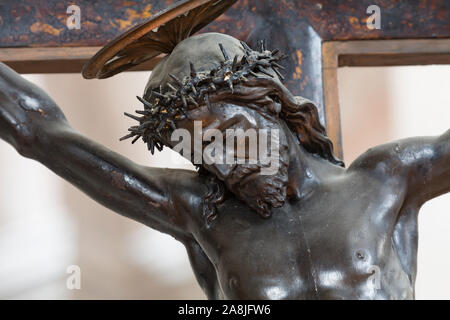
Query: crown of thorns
120,40,287,154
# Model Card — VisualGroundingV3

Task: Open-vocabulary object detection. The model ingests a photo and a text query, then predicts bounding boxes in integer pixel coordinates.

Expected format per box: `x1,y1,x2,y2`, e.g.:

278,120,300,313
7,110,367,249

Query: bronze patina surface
0,0,449,299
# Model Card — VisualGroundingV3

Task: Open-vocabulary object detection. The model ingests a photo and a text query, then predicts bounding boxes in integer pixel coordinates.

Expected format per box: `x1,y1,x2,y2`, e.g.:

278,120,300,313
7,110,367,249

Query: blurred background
0,64,449,299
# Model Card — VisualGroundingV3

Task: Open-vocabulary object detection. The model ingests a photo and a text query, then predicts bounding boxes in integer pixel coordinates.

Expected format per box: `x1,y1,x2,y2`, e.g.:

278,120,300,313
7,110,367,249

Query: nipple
355,250,367,261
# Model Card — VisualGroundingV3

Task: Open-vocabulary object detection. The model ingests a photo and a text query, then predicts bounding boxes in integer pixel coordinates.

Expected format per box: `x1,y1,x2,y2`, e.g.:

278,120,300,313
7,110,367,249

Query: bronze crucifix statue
0,0,449,299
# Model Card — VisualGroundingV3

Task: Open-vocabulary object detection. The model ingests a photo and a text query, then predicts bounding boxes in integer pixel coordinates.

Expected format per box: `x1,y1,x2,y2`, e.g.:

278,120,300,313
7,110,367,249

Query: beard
203,132,290,218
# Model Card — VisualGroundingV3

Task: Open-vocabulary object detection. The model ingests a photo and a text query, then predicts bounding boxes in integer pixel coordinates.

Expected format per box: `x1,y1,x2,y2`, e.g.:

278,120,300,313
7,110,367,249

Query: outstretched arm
0,63,199,240
401,129,450,205
351,129,450,206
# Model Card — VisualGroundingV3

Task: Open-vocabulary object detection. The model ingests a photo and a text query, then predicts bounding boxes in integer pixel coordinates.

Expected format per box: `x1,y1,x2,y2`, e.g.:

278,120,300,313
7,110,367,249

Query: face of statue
169,99,290,218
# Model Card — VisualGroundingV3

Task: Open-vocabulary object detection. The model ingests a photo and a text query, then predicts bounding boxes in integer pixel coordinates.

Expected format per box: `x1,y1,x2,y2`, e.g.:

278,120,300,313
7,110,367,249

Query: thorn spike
205,93,212,110
190,83,197,95
232,55,238,71
138,121,153,130
152,90,166,99
218,43,230,61
240,41,252,53
167,83,177,92
119,133,135,141
250,70,261,78
272,67,285,81
189,62,196,77
256,67,274,78
240,55,247,66
148,140,155,154
259,40,264,52
131,135,141,144
157,120,166,133
272,62,285,70
188,95,199,107
256,60,271,68
169,73,183,86
124,112,141,122
136,96,153,109
181,94,188,108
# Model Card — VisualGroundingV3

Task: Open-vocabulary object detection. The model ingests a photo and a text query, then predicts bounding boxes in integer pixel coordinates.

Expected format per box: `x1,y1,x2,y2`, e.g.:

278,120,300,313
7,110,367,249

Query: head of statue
122,32,343,218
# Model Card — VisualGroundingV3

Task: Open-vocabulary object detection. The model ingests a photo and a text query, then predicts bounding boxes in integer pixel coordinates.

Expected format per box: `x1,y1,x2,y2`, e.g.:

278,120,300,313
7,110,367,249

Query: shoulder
142,168,226,219
138,167,213,240
347,141,409,178
348,133,448,175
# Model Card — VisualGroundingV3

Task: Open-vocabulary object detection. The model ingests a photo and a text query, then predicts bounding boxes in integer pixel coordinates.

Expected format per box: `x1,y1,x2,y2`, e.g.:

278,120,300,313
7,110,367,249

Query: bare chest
191,182,414,299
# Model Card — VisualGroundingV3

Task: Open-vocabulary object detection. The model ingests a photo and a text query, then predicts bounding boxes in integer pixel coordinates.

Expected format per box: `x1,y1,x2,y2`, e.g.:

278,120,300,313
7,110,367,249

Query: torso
186,163,419,300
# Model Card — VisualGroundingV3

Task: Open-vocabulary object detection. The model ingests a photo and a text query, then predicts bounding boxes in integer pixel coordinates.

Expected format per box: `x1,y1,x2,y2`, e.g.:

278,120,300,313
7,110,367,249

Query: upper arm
403,129,450,204
37,124,205,241
349,129,450,206
0,63,205,241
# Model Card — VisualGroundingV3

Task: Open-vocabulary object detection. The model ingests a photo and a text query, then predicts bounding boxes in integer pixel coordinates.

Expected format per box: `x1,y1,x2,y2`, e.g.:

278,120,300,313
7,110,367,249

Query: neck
282,123,340,201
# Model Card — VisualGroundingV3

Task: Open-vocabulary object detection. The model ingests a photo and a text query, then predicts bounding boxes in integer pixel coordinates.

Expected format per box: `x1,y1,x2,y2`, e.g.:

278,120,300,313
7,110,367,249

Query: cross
0,0,449,158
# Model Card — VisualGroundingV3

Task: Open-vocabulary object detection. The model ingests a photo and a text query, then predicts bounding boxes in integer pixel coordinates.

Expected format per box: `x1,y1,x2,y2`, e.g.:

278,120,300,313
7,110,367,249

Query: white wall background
0,65,448,299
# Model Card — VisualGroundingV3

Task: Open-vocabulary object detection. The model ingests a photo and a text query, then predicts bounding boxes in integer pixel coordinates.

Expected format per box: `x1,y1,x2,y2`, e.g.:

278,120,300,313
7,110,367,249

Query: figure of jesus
0,22,448,300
